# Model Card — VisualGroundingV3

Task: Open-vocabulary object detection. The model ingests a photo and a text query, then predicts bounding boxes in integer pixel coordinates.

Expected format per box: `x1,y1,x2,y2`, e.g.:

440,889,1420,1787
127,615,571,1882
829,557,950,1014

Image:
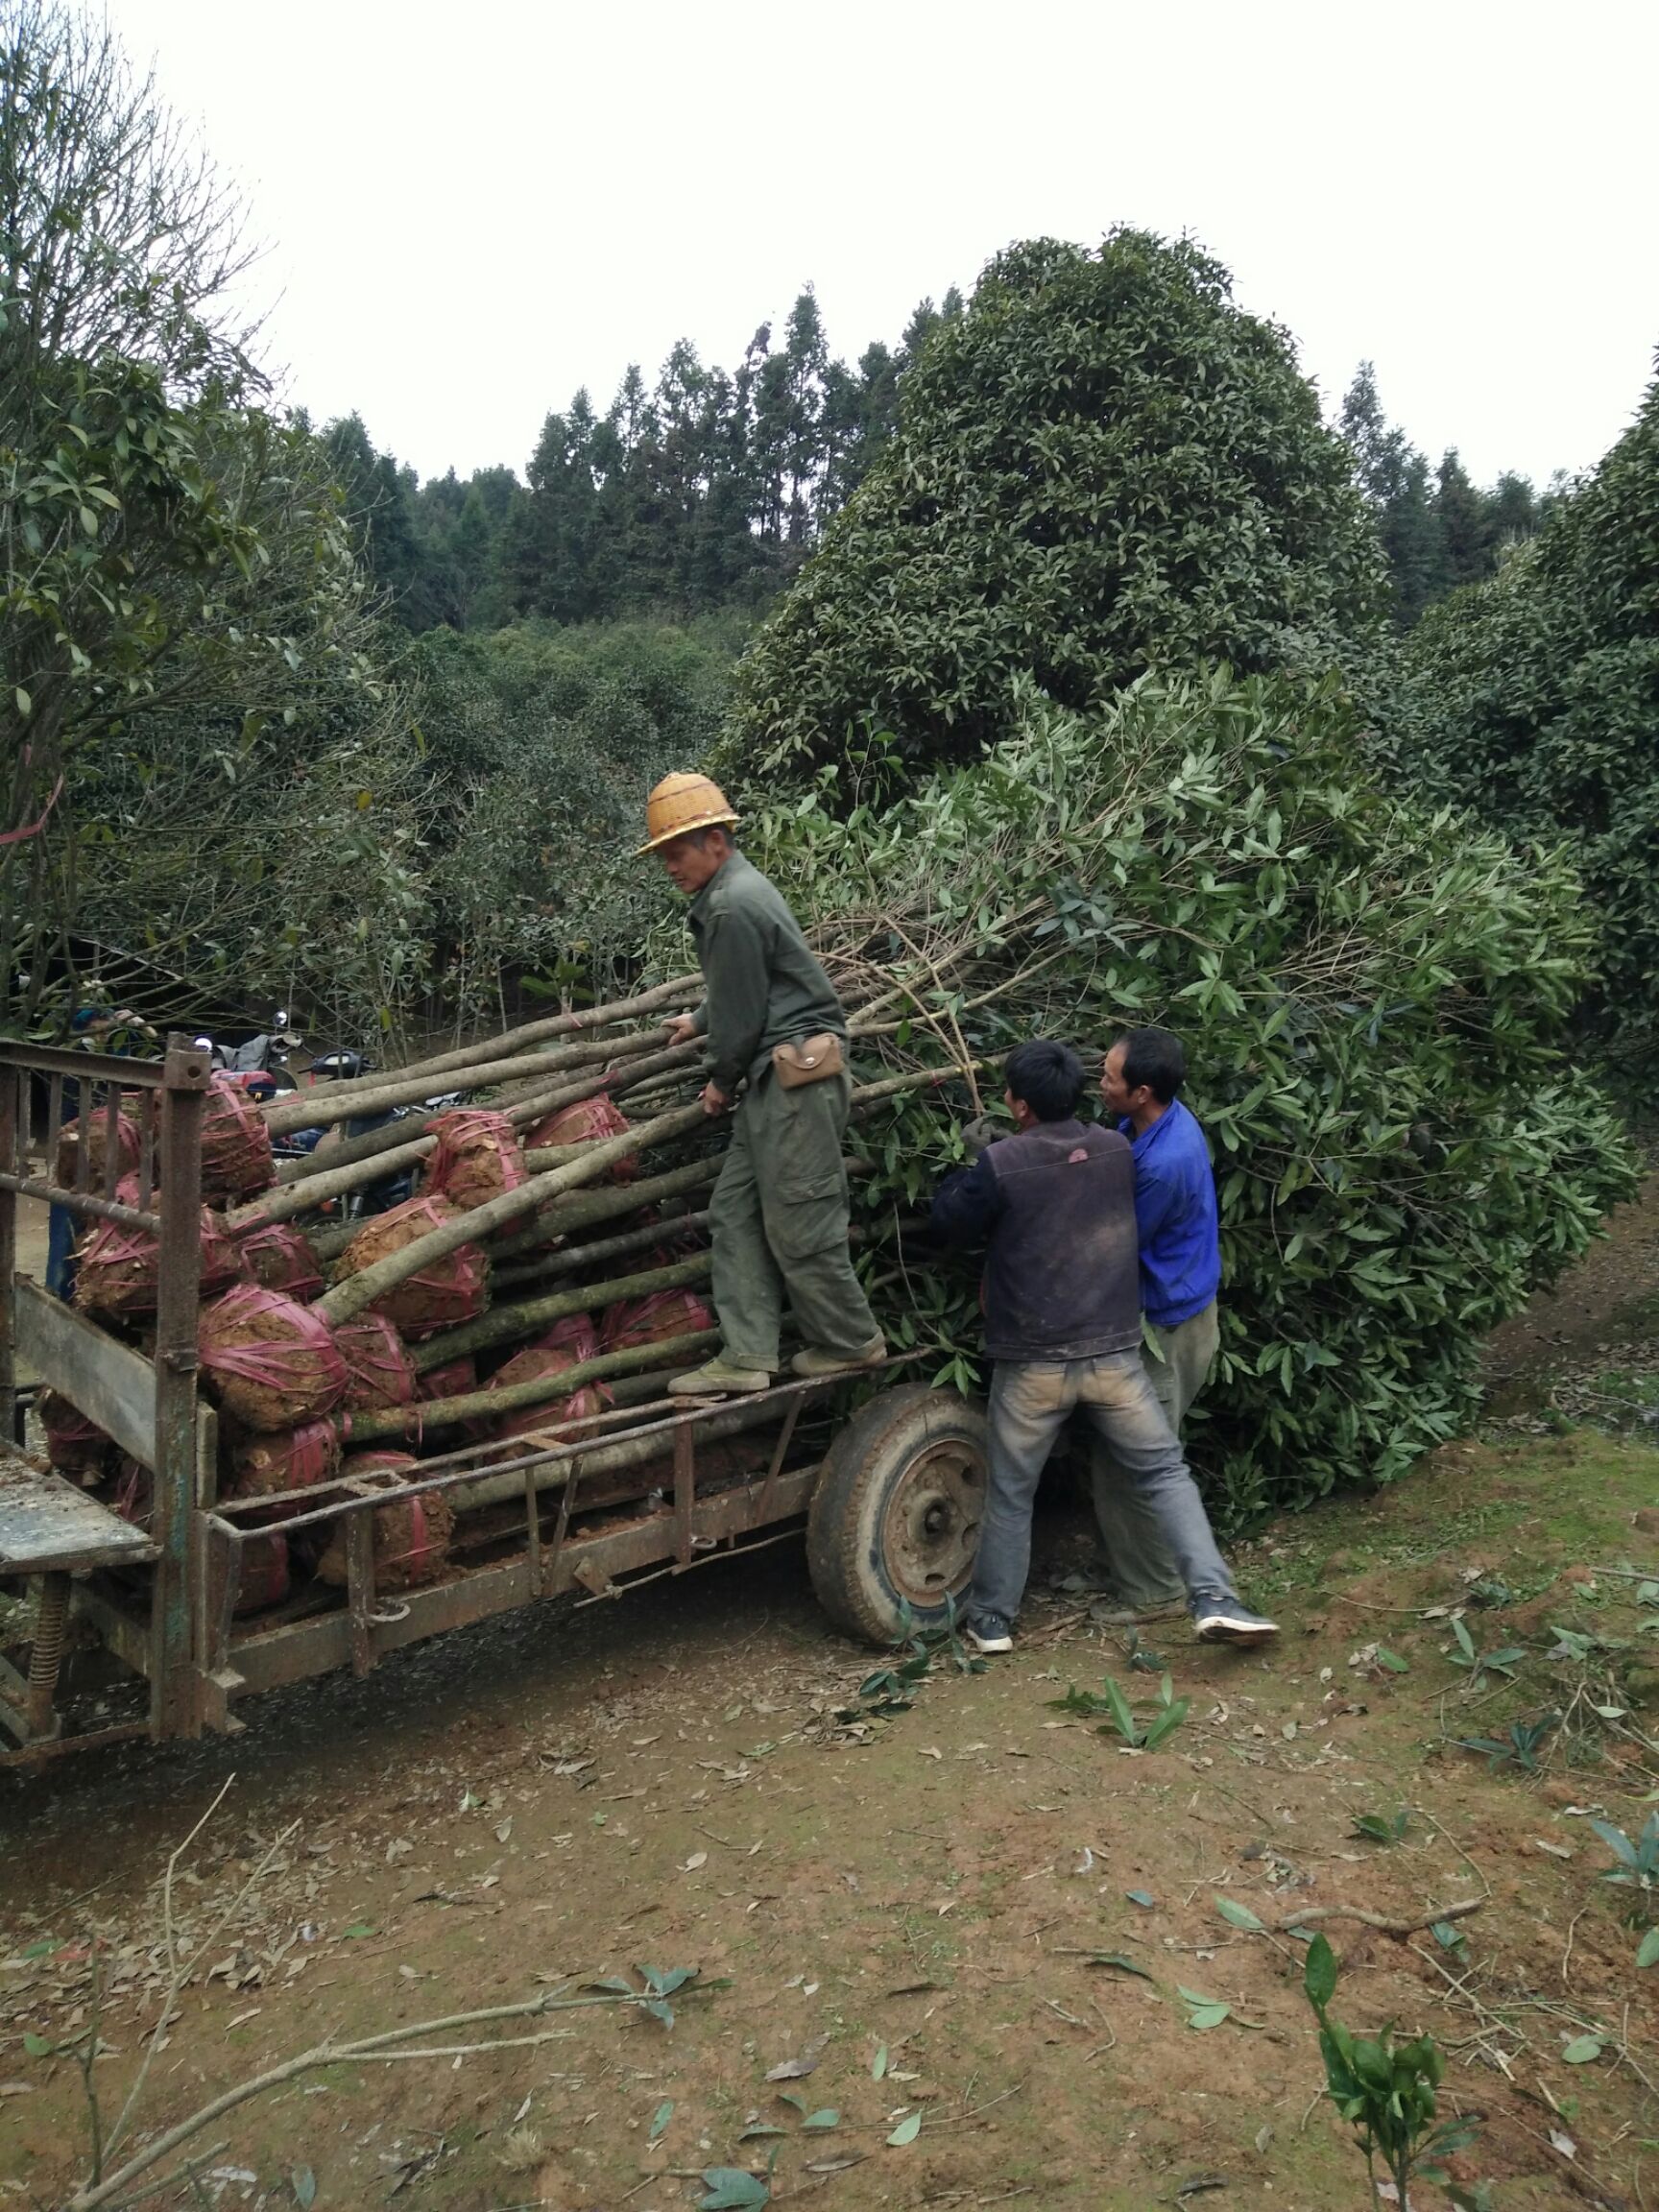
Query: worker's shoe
1194,1602,1280,1645
966,1614,1015,1655
666,1358,773,1398
789,1334,887,1379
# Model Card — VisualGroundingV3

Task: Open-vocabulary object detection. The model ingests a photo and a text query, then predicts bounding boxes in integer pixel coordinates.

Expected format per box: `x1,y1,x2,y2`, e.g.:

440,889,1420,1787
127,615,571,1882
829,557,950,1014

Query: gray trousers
1090,1301,1220,1608
709,1066,878,1371
972,1349,1239,1626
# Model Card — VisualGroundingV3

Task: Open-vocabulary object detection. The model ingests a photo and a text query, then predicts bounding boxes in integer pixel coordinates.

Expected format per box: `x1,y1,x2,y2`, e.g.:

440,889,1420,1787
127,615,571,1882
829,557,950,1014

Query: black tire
806,1383,988,1644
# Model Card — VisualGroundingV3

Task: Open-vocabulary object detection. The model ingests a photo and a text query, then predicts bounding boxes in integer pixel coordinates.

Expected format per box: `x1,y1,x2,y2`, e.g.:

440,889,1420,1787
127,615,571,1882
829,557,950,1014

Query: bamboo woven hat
637,772,741,854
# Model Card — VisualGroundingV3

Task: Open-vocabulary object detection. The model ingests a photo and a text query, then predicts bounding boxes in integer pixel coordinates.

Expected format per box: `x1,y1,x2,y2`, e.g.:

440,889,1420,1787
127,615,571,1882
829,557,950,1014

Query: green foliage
1397,363,1659,1073
1051,1671,1189,1750
1339,362,1542,627
0,0,413,1039
1447,1614,1527,1688
835,1595,984,1724
726,229,1389,781
412,617,738,1011
1351,1808,1411,1846
733,668,1634,1520
1591,1811,1659,1904
1455,1713,1560,1774
1303,1932,1479,2204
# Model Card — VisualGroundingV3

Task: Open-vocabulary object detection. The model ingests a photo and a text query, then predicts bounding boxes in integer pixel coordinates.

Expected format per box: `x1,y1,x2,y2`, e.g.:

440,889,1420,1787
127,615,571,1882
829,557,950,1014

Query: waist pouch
771,1032,844,1089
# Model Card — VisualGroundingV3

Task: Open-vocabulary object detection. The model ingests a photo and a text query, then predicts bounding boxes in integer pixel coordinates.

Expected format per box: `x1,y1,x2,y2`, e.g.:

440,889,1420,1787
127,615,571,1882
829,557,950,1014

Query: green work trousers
709,1066,878,1372
1090,1300,1221,1609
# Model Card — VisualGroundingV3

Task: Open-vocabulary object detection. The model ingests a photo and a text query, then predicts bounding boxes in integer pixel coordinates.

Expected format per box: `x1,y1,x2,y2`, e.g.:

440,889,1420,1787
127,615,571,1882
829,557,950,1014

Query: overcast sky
102,0,1658,493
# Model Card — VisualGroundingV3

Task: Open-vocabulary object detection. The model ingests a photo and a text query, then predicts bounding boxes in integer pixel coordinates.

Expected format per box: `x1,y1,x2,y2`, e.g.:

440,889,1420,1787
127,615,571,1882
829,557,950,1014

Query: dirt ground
4,1218,1659,2209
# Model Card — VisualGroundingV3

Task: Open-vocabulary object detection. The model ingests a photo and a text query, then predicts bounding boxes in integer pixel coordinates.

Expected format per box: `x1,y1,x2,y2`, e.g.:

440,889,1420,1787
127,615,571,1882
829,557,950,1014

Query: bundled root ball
74,1180,245,1318
523,1094,637,1180
37,1389,113,1483
200,1076,276,1202
232,1533,291,1615
422,1109,528,1212
602,1286,714,1354
198,1283,349,1431
314,1454,453,1591
334,1312,418,1416
335,1194,488,1338
227,1419,341,1507
488,1317,611,1455
238,1219,325,1300
56,1109,141,1191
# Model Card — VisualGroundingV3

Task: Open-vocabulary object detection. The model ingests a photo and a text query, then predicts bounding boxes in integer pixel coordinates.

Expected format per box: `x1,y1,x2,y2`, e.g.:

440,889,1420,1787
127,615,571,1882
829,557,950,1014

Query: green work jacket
687,851,845,1094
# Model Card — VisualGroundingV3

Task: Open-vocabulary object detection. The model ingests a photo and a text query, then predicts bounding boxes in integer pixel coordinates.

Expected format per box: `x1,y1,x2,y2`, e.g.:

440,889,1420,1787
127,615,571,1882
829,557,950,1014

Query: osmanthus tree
1399,362,1659,1077
0,2,412,1036
725,229,1391,781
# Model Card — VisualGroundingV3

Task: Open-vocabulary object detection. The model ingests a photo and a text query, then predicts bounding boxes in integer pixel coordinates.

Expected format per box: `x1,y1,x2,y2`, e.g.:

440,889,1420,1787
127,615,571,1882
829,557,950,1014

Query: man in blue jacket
929,1039,1274,1654
1092,1027,1223,1616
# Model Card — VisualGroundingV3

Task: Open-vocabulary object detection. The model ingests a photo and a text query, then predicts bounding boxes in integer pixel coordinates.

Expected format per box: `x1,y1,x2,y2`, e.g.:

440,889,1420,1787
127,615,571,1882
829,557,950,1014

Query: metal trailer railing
1,1035,975,1763
0,1033,210,1754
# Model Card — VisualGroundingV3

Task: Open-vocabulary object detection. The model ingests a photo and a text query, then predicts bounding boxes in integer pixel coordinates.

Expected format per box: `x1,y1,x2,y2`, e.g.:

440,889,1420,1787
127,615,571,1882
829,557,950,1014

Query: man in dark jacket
929,1040,1275,1654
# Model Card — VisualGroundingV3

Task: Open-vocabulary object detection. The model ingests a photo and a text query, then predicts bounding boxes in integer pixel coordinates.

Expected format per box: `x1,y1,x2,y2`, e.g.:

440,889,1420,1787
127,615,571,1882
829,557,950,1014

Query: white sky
103,0,1659,493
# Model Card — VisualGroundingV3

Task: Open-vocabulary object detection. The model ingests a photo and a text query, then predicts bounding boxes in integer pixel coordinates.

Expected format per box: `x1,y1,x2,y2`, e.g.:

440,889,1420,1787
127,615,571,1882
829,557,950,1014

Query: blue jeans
971,1351,1239,1625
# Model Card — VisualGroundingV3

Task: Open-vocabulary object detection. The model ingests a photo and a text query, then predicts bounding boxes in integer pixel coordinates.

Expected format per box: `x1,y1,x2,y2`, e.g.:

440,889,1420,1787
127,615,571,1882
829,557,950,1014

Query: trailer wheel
806,1383,987,1644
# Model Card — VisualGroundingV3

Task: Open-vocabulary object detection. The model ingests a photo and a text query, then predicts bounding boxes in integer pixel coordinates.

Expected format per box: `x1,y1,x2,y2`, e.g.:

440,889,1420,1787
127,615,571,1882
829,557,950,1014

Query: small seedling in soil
1446,1614,1526,1688
1051,1671,1189,1749
1456,1711,1559,1774
1591,1810,1659,1910
1122,1627,1166,1672
1303,1931,1484,2208
1351,1808,1411,1847
836,1596,985,1721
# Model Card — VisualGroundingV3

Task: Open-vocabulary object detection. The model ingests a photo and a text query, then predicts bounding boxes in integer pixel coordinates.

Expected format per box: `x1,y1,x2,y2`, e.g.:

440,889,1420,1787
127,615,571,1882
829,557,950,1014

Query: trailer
0,1036,988,1764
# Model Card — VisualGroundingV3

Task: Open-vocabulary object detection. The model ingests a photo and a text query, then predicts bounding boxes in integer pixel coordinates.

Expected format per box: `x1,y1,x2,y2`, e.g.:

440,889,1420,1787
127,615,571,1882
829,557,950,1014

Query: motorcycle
278,1048,463,1218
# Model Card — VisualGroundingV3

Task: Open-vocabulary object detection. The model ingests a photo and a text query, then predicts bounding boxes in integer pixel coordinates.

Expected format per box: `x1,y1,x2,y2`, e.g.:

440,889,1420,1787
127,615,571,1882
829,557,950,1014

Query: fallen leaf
1550,2128,1577,2159
886,2110,922,2146
290,2166,317,2209
649,2098,674,2145
1084,1952,1153,1981
682,1851,709,1873
872,2043,888,2080
765,2039,825,2081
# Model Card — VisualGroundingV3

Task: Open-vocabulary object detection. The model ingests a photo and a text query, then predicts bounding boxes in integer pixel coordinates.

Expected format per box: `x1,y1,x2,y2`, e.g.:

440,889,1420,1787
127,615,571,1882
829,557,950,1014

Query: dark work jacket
685,852,845,1094
928,1118,1142,1363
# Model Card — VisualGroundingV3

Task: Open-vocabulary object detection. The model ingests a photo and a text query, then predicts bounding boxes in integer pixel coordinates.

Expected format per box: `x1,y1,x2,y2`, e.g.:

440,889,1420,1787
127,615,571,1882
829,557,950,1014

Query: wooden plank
228,1467,818,1698
14,1277,158,1468
0,1456,156,1575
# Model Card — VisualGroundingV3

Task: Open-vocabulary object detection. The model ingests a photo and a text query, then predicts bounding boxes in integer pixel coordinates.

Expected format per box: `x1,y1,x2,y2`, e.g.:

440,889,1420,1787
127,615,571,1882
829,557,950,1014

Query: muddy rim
878,1437,984,1606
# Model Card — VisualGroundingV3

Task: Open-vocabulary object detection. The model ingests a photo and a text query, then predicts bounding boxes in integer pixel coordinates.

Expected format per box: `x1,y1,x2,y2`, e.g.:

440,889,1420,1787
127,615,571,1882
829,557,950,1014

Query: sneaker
666,1358,773,1398
967,1615,1015,1655
789,1334,887,1379
1194,1603,1280,1645
1090,1596,1190,1627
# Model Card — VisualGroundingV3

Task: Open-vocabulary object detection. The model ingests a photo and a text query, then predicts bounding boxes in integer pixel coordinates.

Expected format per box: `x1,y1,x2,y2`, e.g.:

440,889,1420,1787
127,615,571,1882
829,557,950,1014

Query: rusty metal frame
0,1033,209,1752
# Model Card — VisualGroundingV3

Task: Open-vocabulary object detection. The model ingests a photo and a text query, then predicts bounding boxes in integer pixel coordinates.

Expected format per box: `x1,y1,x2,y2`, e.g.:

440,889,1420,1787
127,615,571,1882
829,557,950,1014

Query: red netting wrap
239,1219,325,1301
200,1075,276,1202
55,1109,141,1191
37,1389,113,1479
314,1455,453,1592
522,1094,638,1181
198,1283,349,1431
335,1194,489,1338
602,1286,714,1354
228,1420,341,1504
422,1109,529,1213
73,1179,246,1318
417,1355,477,1404
488,1316,611,1451
334,1312,418,1413
233,1534,291,1615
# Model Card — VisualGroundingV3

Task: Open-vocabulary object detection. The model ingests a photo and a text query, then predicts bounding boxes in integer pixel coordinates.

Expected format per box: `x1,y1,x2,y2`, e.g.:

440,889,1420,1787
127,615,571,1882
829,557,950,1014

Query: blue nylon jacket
1120,1098,1221,1328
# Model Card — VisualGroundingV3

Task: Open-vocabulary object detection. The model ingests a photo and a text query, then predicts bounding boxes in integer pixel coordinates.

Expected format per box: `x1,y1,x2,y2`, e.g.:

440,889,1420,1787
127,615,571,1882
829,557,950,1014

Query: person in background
46,1003,155,1299
928,1038,1276,1654
1090,1026,1222,1619
642,772,884,1397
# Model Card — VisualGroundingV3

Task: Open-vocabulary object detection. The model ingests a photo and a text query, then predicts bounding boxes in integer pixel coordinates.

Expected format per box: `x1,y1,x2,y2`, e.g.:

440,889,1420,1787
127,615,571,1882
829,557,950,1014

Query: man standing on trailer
1090,1026,1223,1619
642,773,885,1397
928,1039,1275,1654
